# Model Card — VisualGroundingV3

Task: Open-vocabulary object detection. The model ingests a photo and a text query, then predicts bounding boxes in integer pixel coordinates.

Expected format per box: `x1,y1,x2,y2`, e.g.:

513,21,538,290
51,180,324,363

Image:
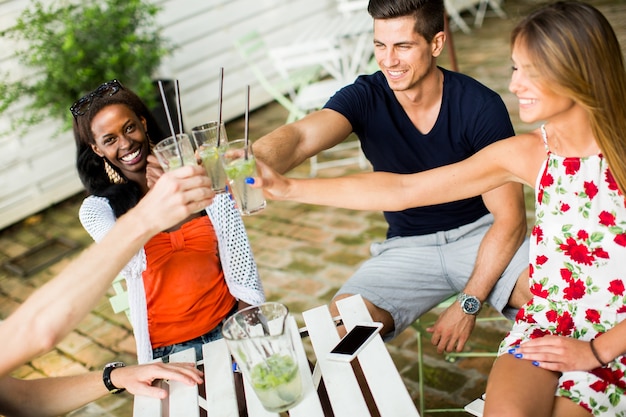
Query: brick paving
1,1,624,416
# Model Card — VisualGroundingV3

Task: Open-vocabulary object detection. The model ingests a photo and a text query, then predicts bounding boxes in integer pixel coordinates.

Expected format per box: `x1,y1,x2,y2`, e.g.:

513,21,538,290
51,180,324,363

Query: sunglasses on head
70,79,124,118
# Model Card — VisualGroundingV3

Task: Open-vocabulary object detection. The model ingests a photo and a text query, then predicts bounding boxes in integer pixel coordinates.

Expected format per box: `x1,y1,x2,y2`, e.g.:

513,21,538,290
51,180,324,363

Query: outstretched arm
0,362,203,417
254,137,525,210
253,109,353,174
0,166,214,377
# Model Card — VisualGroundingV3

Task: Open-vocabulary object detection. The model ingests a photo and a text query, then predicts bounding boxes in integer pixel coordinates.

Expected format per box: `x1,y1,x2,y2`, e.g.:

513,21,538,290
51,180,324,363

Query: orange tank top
142,215,235,348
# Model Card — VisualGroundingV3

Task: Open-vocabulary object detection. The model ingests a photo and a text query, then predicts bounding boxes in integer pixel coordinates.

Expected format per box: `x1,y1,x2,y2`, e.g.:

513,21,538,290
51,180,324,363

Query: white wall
0,0,340,230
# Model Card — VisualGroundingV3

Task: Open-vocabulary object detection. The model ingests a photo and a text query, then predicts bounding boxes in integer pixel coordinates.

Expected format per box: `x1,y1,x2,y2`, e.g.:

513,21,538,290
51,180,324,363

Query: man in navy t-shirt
254,0,530,353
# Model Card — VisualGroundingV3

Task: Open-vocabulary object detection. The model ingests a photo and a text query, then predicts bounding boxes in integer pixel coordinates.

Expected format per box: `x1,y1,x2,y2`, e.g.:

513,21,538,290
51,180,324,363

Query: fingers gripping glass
70,80,123,118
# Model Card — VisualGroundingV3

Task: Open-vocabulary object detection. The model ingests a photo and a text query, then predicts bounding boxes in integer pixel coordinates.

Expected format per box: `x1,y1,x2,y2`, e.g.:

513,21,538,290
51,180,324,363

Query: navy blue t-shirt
324,68,514,238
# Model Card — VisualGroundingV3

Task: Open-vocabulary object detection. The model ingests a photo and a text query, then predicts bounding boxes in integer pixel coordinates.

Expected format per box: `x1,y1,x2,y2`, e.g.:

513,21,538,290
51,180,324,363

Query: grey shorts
335,214,530,339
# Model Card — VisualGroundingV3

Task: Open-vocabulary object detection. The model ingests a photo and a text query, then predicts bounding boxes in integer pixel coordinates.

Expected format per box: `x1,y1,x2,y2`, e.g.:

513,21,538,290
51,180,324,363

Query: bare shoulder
499,130,548,185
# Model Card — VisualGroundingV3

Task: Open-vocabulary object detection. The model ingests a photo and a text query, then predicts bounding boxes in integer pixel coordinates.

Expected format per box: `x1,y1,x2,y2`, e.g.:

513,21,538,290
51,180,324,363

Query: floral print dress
498,125,626,416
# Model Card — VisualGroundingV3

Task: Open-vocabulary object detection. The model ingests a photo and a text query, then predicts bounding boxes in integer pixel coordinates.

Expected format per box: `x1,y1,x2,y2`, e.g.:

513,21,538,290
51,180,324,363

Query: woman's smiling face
90,103,151,182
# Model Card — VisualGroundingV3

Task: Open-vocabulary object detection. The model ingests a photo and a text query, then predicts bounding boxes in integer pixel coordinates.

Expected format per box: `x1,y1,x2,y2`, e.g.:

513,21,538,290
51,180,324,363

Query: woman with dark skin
72,81,264,363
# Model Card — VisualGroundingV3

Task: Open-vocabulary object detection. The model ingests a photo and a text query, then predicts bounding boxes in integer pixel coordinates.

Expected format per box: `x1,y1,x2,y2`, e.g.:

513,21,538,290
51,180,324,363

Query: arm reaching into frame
252,134,541,211
0,362,203,417
0,165,214,378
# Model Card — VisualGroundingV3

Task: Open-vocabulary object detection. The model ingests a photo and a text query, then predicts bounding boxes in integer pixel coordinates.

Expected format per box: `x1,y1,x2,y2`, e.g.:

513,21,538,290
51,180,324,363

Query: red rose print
529,263,534,278
606,168,618,191
590,380,608,393
592,367,626,389
619,306,626,314
546,310,557,322
538,189,545,204
577,230,589,240
530,282,549,298
608,279,625,296
592,248,609,259
584,181,598,200
556,311,574,336
561,380,575,390
585,309,601,324
560,203,570,212
560,268,573,282
580,402,592,413
530,328,550,338
563,279,586,300
532,225,544,243
615,233,626,247
540,173,554,188
563,158,581,175
599,211,616,226
560,237,594,265
536,255,548,266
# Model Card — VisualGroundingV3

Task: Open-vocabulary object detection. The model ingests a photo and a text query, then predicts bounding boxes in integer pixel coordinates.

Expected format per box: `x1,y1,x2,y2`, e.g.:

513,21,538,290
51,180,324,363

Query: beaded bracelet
589,338,608,367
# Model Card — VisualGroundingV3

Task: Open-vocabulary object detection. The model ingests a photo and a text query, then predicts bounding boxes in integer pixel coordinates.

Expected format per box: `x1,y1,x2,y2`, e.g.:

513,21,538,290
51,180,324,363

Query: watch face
462,297,481,314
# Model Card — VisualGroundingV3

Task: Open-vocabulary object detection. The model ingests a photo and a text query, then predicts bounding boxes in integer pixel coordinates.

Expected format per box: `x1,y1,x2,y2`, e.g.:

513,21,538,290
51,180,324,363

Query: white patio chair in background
445,0,507,34
234,30,368,177
412,295,510,415
336,0,369,15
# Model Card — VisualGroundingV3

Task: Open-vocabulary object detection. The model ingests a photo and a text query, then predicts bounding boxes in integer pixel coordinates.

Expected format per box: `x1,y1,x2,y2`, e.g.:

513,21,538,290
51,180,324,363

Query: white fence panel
0,0,345,230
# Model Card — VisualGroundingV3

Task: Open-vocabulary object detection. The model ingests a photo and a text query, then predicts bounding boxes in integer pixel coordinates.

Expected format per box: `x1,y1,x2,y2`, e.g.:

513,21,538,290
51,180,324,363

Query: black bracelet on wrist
589,339,608,367
103,362,127,394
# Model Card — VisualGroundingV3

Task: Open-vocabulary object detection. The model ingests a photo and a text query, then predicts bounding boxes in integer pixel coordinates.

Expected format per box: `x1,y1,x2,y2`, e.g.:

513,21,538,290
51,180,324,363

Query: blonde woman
253,2,626,415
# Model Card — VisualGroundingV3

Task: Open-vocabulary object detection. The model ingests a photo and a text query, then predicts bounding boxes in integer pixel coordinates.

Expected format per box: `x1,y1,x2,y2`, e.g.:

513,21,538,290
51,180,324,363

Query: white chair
234,30,368,177
412,295,510,415
445,0,507,34
108,274,131,321
336,0,369,15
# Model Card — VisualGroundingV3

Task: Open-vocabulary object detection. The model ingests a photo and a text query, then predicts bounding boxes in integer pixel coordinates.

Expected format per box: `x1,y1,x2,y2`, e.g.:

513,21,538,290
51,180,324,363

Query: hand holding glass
153,134,196,171
219,139,266,215
191,121,228,194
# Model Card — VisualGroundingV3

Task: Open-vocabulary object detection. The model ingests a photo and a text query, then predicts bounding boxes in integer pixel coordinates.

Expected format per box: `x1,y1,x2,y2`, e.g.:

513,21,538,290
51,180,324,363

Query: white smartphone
327,322,383,362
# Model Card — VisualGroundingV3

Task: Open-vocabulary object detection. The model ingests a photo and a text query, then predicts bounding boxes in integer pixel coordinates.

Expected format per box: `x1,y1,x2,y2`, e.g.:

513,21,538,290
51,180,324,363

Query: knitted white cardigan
79,193,265,363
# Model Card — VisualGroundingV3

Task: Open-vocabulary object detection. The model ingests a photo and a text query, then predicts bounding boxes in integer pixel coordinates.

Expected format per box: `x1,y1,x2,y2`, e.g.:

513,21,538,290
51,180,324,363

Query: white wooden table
133,294,419,417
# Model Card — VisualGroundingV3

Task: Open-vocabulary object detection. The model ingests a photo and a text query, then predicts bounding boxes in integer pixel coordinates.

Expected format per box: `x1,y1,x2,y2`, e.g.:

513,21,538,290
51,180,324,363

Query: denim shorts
336,214,530,339
152,303,238,362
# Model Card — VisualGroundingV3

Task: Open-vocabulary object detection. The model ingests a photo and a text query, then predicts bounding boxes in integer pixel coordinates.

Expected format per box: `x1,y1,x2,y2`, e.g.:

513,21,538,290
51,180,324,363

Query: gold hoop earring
104,159,126,184
146,133,155,152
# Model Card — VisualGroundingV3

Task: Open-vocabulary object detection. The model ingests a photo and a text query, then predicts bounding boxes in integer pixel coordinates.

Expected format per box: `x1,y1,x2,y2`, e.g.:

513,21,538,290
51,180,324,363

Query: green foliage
0,0,171,134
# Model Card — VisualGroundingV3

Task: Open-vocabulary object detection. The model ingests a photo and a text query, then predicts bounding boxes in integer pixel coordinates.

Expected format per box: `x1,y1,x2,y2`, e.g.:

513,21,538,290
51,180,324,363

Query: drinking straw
175,79,184,138
217,67,224,147
244,85,250,160
157,80,184,166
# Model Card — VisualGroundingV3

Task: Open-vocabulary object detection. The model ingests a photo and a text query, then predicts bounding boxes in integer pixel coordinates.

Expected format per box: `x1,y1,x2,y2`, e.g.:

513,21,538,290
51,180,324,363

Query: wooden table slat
302,304,371,417
336,295,420,417
168,348,200,417
202,339,240,417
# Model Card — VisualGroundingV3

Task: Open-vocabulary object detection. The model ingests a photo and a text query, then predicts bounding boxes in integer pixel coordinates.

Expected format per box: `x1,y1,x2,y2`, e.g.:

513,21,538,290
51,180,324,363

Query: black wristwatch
103,362,126,394
457,293,482,315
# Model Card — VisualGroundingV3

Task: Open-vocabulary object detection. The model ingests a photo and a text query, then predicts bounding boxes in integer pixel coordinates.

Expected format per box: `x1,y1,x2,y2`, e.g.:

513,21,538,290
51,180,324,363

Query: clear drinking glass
219,138,266,215
222,303,304,412
191,121,228,194
153,133,196,171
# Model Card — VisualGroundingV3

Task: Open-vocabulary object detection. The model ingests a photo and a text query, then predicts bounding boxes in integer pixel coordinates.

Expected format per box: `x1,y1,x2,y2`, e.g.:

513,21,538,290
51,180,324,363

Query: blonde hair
512,1,626,194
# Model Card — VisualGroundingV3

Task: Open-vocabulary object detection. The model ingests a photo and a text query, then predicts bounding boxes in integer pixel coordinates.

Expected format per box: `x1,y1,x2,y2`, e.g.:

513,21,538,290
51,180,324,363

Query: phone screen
330,325,380,355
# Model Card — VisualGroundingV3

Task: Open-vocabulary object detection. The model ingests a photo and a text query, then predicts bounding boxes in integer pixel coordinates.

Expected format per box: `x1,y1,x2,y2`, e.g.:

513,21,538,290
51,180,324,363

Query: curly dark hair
72,81,166,217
